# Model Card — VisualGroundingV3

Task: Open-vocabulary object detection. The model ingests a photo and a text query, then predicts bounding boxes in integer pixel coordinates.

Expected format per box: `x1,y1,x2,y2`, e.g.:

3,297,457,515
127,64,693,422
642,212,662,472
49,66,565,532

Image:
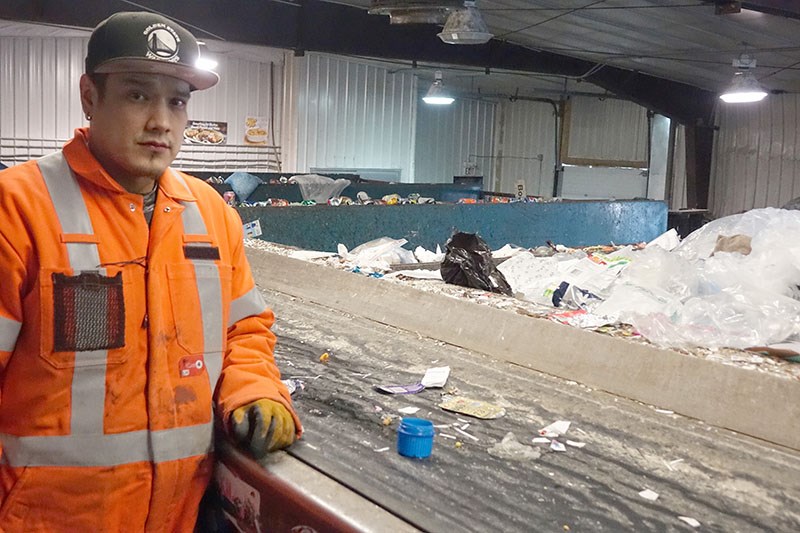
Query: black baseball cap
85,11,219,91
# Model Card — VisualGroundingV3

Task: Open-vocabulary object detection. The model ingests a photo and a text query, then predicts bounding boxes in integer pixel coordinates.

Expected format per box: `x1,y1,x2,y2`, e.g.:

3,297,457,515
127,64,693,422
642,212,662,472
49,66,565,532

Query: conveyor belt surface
248,287,800,532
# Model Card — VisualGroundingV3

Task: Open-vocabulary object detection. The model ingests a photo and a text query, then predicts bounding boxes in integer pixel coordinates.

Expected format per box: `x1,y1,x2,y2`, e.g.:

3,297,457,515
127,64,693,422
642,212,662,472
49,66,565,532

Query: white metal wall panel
1,30,284,171
565,96,648,163
670,124,688,210
285,53,417,181
711,94,800,217
0,36,86,145
561,166,648,200
492,99,557,196
415,97,495,184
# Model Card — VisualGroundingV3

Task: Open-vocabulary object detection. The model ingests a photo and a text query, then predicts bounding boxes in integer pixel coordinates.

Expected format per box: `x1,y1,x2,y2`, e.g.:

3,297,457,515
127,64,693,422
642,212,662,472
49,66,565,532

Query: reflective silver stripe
0,315,22,352
37,153,101,271
228,286,268,328
0,422,212,467
171,170,225,392
38,152,107,434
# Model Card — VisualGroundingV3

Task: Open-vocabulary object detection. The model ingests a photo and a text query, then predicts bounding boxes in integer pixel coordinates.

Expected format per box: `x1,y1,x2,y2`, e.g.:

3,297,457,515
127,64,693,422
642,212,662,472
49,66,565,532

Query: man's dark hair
89,73,109,99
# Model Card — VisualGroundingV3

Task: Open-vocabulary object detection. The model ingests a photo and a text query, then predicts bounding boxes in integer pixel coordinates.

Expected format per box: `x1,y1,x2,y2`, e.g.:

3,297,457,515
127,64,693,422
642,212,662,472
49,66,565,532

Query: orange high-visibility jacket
0,128,301,532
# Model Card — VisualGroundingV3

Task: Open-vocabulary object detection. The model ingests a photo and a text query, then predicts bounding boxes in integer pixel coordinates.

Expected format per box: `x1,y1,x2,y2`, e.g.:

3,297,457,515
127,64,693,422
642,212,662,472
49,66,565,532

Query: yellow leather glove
230,399,296,459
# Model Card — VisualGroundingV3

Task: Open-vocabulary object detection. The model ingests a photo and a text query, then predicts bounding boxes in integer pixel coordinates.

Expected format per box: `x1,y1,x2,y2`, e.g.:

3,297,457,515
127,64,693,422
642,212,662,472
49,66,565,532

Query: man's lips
140,141,170,150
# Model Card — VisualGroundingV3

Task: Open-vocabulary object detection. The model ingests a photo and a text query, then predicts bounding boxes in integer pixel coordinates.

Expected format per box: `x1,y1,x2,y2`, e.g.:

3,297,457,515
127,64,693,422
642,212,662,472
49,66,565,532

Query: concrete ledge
248,250,800,452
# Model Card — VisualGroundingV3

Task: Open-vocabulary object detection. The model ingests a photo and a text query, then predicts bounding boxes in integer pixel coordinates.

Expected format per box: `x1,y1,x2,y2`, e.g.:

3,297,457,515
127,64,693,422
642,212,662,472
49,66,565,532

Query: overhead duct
368,0,463,24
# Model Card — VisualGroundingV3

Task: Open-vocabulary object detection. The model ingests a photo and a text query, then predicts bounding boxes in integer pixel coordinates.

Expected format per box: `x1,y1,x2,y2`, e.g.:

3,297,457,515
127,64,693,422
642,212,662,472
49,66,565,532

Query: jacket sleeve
0,176,30,373
0,229,25,372
214,205,302,437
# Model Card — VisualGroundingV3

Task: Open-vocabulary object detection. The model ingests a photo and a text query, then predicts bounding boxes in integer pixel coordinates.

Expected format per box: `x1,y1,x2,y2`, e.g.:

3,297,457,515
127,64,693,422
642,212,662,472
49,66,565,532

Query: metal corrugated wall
491,99,557,196
285,53,417,180
0,36,86,143
566,96,648,163
711,94,800,217
414,97,495,184
670,124,688,210
0,32,283,170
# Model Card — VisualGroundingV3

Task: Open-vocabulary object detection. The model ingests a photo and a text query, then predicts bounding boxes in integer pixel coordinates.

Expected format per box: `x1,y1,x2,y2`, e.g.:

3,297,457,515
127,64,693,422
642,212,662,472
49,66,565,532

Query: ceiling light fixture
720,54,768,104
423,71,454,105
438,1,493,45
195,57,218,71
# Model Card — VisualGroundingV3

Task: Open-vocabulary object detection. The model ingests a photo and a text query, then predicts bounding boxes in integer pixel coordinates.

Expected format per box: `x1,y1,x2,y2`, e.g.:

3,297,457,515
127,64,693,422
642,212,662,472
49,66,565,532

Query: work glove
230,398,296,459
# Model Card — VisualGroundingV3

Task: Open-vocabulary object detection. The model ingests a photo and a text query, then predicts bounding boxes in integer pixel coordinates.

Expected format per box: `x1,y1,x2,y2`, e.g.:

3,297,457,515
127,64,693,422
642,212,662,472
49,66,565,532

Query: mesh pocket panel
53,271,125,352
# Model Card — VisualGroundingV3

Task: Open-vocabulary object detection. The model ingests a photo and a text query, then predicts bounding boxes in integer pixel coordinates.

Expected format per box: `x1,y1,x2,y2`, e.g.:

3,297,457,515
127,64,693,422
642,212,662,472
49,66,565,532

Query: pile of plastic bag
499,207,800,349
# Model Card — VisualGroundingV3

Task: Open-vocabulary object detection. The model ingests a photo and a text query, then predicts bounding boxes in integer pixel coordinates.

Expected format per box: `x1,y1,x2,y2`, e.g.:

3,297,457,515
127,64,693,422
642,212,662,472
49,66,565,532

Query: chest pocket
39,268,130,368
167,262,231,356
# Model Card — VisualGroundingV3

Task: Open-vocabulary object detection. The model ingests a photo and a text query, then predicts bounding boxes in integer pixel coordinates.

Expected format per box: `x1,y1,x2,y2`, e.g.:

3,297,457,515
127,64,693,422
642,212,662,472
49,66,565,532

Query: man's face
81,72,191,184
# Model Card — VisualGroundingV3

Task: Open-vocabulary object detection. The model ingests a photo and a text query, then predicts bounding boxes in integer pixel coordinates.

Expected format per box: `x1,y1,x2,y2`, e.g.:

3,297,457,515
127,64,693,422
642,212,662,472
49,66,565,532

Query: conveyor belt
216,286,800,532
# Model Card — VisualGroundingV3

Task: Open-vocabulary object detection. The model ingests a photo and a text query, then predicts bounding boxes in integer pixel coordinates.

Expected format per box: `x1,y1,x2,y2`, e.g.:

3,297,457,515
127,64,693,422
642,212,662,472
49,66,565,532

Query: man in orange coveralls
0,11,300,532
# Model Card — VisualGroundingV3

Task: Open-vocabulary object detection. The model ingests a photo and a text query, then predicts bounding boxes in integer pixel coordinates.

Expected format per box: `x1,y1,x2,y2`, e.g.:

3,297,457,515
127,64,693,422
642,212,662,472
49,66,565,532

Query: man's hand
230,399,296,459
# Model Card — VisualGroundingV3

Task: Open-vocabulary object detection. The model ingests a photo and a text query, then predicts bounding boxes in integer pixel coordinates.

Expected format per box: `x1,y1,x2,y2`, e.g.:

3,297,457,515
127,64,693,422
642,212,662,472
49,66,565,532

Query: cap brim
93,58,219,91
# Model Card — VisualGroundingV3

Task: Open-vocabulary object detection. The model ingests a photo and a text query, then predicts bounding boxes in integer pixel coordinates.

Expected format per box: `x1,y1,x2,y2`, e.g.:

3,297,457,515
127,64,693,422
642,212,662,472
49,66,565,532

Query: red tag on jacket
180,355,205,377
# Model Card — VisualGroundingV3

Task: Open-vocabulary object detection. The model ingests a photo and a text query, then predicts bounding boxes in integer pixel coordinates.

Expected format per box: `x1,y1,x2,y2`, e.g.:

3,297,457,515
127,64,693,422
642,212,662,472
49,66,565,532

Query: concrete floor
265,288,800,533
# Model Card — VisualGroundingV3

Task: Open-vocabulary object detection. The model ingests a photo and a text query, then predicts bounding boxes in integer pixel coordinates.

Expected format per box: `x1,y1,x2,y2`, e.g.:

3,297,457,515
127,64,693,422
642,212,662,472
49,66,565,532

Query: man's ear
79,74,98,118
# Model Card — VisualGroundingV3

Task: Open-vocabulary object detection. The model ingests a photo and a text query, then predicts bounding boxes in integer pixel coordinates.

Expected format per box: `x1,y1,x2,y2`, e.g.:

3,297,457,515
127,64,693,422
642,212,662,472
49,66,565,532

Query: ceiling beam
0,0,717,124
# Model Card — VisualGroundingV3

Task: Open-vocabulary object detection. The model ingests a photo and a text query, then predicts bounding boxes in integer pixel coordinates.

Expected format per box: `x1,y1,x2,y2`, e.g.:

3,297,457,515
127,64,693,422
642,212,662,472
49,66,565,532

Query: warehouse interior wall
0,23,284,172
4,19,800,215
710,93,800,218
283,52,417,182
414,96,495,184
670,124,689,210
491,99,557,197
0,34,87,151
559,96,651,200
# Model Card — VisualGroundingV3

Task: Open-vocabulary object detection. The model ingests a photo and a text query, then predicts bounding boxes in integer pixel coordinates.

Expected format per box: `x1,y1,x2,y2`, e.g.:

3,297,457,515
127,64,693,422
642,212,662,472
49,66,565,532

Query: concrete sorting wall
248,250,800,452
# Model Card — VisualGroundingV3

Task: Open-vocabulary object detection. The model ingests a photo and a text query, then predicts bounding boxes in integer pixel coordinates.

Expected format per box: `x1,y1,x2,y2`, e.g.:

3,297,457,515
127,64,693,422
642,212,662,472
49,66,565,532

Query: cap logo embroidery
143,23,181,63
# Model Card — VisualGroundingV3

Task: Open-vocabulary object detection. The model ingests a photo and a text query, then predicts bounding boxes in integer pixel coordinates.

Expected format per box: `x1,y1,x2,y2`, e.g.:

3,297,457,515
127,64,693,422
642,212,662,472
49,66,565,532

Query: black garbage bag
440,232,512,295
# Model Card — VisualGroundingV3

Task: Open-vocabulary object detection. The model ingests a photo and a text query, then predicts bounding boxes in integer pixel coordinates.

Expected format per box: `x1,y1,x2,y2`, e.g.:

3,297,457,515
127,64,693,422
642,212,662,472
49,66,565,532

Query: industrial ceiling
1,0,799,125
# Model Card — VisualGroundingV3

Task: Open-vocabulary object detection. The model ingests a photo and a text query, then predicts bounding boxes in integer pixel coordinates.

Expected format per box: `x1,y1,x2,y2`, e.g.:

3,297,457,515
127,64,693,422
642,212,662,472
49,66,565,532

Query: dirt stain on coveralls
174,386,197,406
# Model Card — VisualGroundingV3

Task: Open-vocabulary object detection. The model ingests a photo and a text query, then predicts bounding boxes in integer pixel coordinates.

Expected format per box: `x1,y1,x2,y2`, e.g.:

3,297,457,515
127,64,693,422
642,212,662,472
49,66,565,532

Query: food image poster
184,120,228,145
244,116,269,145
216,462,263,533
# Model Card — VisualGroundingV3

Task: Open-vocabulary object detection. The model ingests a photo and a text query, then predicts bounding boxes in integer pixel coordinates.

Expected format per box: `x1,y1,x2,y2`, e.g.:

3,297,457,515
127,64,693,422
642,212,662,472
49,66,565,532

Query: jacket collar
62,127,196,203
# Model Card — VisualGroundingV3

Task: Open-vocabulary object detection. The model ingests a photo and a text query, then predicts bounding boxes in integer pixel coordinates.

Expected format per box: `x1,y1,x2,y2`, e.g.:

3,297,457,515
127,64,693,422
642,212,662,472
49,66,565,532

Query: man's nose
146,101,172,130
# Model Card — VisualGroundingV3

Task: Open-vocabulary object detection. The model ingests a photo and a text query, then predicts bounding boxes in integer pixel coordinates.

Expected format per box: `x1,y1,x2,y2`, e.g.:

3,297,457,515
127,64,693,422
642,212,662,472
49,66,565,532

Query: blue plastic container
397,418,435,458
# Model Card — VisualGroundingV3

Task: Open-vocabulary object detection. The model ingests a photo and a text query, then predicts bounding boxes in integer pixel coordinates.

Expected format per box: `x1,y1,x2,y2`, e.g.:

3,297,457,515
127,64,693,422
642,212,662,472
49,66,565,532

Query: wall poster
184,120,227,145
244,116,269,145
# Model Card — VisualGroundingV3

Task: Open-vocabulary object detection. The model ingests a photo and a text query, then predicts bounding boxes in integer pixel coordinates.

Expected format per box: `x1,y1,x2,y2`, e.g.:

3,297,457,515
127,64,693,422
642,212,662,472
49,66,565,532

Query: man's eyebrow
118,75,155,88
117,76,191,99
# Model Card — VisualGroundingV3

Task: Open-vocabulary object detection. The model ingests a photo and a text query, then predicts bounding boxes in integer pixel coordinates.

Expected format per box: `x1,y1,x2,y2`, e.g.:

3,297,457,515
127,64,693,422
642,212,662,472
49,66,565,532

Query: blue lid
398,418,435,436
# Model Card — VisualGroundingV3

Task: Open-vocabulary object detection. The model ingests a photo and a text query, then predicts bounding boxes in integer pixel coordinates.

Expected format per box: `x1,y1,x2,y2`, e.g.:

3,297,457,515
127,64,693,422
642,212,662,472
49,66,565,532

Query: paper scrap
455,427,479,442
566,440,586,448
550,440,567,452
548,309,610,329
375,383,425,395
532,437,551,444
281,379,305,395
539,420,571,437
421,366,451,388
398,406,420,415
438,396,506,419
677,516,700,528
638,489,659,501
